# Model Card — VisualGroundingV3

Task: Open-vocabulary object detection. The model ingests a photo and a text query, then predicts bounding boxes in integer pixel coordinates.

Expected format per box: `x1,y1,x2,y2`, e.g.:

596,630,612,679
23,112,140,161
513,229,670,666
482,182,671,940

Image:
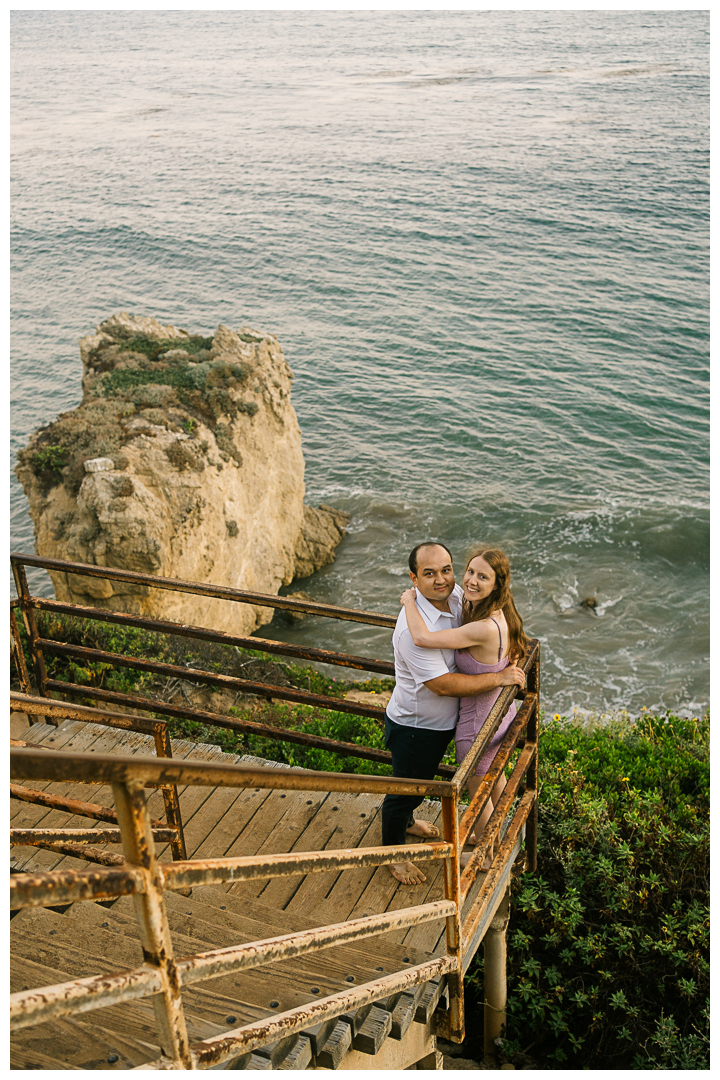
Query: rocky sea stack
16,312,348,634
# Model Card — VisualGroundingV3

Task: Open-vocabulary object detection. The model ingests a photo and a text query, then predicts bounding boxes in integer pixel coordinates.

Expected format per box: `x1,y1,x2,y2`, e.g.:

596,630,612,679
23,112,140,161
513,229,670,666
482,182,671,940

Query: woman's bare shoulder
466,611,505,635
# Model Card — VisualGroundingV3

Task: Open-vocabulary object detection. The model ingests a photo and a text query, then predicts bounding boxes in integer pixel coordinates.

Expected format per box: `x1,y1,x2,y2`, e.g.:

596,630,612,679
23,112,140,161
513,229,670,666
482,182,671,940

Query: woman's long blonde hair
461,547,528,662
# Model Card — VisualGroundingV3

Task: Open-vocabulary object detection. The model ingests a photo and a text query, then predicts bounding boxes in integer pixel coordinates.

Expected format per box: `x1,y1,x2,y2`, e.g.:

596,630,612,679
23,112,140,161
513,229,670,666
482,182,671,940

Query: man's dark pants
381,713,454,847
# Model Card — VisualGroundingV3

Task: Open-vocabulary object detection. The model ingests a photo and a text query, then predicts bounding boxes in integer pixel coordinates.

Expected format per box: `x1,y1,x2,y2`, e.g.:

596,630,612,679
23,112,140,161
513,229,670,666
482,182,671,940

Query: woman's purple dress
454,616,516,776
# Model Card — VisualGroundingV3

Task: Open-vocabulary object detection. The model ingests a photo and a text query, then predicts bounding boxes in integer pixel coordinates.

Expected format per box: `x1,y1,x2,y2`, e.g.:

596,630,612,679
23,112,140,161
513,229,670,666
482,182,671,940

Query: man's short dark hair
408,541,453,576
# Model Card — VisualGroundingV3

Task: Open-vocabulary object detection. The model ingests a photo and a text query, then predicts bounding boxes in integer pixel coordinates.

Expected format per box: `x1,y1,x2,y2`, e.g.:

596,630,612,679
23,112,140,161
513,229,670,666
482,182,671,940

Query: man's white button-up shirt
385,583,464,731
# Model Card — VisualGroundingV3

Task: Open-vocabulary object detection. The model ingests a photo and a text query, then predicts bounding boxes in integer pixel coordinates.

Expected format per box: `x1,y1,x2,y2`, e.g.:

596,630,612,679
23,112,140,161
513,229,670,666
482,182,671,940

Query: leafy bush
465,711,710,1070
29,444,68,480
115,333,213,361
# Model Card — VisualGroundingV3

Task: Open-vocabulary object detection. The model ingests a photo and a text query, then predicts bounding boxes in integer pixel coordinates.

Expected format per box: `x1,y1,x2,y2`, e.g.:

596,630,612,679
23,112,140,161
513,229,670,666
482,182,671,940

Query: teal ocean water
11,10,709,716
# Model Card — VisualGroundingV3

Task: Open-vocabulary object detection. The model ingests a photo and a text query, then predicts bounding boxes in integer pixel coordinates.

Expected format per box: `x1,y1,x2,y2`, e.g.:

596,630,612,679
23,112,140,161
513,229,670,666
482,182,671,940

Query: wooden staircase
11,717,453,1070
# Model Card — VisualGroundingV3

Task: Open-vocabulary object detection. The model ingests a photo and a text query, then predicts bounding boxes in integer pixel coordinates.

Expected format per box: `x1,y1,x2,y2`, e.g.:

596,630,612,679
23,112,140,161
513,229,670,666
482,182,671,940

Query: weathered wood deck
11,716,512,1070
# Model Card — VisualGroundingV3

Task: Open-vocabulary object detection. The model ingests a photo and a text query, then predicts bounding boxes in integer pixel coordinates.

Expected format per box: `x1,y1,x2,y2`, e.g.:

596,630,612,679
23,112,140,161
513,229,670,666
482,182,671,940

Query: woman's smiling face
463,555,496,603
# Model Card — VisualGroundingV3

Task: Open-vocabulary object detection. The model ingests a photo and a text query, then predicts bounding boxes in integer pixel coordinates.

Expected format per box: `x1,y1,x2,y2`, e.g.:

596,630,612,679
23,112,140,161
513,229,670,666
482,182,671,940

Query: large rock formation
16,313,348,635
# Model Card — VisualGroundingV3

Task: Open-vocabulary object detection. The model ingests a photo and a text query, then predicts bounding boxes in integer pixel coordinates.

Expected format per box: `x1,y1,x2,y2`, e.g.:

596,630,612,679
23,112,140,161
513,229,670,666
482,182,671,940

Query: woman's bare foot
460,851,493,870
406,820,440,838
389,861,427,885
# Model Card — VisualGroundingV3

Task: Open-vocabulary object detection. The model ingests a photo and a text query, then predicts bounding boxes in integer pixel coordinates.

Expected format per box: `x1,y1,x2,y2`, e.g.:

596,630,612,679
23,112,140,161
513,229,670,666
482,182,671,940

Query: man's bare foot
406,820,440,838
389,861,427,885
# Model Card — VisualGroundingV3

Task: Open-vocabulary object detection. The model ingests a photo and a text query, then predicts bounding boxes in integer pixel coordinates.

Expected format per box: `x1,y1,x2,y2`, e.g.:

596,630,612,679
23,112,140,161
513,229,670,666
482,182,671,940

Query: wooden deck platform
11,716,515,1070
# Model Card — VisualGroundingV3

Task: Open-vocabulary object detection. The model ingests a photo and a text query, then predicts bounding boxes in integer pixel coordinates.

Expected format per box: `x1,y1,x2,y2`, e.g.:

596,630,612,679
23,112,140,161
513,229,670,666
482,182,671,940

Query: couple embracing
382,541,527,885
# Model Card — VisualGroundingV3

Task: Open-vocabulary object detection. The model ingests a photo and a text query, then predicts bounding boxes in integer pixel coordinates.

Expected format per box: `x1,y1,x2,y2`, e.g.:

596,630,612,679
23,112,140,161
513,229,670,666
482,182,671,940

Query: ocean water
10,9,709,716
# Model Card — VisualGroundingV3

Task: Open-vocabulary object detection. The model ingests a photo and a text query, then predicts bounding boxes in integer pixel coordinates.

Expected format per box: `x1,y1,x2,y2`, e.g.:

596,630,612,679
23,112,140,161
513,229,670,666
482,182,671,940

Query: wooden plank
9,1044,83,1071
11,904,366,1031
387,991,416,1040
11,720,112,814
11,1011,158,1070
12,730,165,875
277,1034,313,1070
225,788,331,901
265,790,382,913
181,781,276,862
316,1019,353,1068
296,806,386,927
9,952,223,1046
12,727,233,873
351,1004,392,1055
74,896,417,1009
10,726,152,873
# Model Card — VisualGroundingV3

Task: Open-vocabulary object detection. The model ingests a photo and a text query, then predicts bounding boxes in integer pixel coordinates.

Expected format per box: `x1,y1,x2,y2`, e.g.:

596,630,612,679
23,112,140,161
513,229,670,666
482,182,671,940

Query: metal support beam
483,887,510,1061
111,779,192,1068
441,793,464,1043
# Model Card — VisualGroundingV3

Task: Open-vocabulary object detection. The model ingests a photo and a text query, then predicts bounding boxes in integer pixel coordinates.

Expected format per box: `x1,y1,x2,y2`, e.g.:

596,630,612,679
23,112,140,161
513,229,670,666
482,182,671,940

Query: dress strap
489,617,503,662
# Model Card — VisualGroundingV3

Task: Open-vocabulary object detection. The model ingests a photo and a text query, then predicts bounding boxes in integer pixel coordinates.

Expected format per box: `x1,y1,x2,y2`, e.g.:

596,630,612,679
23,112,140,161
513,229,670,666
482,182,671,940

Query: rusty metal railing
10,692,187,863
10,554,539,1067
10,551,452,774
10,747,460,1068
10,693,537,1069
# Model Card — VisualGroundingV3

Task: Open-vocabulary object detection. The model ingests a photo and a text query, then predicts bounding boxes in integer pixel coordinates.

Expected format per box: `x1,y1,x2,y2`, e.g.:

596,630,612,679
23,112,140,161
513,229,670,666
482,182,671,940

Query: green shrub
115,333,213,361
30,444,68,479
466,711,709,1070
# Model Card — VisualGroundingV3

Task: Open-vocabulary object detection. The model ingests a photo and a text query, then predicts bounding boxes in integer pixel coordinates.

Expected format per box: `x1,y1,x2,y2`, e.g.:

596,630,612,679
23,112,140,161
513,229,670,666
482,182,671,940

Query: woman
401,547,528,869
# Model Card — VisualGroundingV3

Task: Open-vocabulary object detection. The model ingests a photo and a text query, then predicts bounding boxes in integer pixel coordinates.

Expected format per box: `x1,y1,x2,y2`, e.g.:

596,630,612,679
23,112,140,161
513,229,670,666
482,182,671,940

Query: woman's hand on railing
498,664,526,689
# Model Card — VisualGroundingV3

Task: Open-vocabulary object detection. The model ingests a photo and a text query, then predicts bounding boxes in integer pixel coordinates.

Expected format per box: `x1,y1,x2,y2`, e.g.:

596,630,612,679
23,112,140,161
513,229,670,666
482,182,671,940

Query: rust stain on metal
10,866,145,909
12,551,397,627
10,964,164,1032
11,691,165,737
460,743,536,900
175,901,454,985
461,790,536,950
452,643,538,792
41,681,465,776
9,783,167,829
11,745,453,797
11,827,177,845
10,607,32,694
22,841,127,866
457,694,536,848
160,841,451,890
39,638,389,720
33,596,395,675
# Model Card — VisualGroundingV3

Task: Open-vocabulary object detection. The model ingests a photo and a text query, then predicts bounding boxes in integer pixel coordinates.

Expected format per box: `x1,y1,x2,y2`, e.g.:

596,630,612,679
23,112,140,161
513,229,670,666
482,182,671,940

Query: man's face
410,545,455,605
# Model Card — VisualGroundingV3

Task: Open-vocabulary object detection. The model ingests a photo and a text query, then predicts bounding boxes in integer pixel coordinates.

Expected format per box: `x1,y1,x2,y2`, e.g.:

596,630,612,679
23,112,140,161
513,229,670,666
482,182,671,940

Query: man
383,541,526,885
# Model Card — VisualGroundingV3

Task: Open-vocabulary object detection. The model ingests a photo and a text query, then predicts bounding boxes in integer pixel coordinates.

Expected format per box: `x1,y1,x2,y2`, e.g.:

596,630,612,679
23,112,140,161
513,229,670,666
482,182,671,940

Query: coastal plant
30,444,68,481
112,332,213,361
465,710,710,1070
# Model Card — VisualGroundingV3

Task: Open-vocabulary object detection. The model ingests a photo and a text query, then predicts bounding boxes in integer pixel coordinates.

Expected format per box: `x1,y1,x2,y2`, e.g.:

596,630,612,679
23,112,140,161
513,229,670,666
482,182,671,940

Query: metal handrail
11,551,398,627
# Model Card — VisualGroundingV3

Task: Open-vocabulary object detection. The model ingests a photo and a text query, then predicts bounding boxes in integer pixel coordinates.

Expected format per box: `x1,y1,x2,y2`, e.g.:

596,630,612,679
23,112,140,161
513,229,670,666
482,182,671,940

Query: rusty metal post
441,792,464,1042
111,778,192,1068
153,725,187,861
11,561,48,703
10,608,33,695
525,649,540,872
483,886,510,1061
